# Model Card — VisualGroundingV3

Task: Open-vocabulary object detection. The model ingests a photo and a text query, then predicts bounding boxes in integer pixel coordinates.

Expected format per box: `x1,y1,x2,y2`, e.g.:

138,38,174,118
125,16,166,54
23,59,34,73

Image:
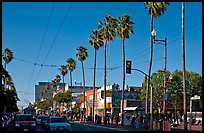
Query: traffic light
126,60,132,74
101,90,104,99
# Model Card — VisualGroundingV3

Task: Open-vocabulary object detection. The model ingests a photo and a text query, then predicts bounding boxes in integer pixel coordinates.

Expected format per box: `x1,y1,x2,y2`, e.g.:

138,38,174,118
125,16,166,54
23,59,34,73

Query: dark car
41,116,49,128
14,114,36,132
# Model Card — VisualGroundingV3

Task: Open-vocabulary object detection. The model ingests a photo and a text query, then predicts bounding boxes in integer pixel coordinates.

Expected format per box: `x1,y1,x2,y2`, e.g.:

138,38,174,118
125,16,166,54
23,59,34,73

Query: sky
2,2,202,109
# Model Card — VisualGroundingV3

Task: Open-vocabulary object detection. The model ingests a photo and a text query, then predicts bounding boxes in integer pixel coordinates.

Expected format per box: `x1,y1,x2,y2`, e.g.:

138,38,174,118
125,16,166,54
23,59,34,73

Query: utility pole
151,29,167,131
163,38,167,131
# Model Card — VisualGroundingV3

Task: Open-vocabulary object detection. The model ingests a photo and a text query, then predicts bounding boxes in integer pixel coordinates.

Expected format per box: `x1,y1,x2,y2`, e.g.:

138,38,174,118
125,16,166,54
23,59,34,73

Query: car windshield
43,117,48,120
50,118,66,123
37,116,43,119
16,115,33,121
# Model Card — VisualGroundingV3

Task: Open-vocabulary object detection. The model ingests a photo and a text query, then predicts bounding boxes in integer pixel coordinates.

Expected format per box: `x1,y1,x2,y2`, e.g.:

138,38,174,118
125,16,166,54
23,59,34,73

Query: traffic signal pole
126,60,153,130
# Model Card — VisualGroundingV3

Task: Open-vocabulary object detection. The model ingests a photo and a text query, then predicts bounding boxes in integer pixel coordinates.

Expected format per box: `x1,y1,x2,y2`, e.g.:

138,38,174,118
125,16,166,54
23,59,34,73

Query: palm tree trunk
81,61,86,121
104,41,107,125
121,39,125,127
4,62,7,89
147,0,153,121
92,48,97,123
63,75,65,92
146,2,153,129
182,2,187,131
70,71,73,121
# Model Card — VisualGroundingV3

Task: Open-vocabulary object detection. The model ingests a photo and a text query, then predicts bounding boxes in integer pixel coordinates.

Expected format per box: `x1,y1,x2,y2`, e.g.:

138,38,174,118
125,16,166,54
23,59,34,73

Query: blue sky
2,2,202,109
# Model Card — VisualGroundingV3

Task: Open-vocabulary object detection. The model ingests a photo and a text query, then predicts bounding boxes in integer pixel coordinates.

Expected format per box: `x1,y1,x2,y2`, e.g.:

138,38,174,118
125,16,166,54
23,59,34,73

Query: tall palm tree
76,46,88,121
98,14,117,124
116,14,134,127
3,48,14,89
181,2,187,131
144,2,169,127
59,65,68,92
66,57,76,121
89,29,104,123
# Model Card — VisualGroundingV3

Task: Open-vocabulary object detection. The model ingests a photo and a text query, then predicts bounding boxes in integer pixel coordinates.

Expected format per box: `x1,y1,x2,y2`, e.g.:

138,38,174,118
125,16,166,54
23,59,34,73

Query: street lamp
151,29,167,131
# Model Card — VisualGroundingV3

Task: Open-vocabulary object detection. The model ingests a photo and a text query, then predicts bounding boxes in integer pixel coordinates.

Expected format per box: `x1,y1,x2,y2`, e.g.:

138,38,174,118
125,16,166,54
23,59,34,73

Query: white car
46,116,71,131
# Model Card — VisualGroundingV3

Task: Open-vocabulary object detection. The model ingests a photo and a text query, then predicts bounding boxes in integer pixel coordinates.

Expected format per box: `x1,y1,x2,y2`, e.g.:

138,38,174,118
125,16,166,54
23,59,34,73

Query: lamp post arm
132,68,148,77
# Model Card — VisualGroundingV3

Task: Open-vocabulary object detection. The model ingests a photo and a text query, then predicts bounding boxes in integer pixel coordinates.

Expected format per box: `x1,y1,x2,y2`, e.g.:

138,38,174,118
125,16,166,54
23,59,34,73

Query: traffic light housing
126,60,132,74
101,90,104,99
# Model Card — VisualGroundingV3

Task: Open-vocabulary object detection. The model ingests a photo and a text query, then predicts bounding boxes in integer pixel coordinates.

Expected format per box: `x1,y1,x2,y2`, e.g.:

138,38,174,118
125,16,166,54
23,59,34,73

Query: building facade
85,88,99,119
34,82,65,103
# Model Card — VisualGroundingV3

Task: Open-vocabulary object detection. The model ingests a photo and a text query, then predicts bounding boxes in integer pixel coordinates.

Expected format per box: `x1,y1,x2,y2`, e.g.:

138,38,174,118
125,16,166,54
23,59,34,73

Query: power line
85,22,202,83
27,2,56,90
32,2,74,87
13,56,120,70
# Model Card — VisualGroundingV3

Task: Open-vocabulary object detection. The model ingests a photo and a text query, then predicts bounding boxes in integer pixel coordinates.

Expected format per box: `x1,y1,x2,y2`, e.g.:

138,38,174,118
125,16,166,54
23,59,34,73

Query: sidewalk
171,122,202,131
77,121,202,131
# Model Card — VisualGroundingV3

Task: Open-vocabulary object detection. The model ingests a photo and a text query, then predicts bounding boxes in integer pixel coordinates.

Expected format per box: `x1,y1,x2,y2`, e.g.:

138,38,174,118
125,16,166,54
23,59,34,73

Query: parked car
46,116,71,131
2,115,11,126
36,115,44,126
2,117,8,130
14,114,36,132
41,116,49,128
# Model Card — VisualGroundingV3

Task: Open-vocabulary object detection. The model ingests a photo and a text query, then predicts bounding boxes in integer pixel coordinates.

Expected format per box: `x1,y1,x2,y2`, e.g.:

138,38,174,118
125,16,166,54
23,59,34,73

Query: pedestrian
115,114,119,127
107,114,110,125
178,114,182,125
95,114,98,123
111,115,114,124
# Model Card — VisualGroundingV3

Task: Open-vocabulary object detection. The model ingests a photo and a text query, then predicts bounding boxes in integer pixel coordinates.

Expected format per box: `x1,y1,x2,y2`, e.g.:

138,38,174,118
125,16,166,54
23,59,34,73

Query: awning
124,107,138,111
124,107,145,111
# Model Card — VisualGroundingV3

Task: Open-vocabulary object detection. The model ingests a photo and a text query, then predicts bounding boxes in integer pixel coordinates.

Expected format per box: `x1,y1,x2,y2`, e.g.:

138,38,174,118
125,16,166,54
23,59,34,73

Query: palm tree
3,48,14,89
59,65,68,92
181,2,187,131
98,14,117,124
51,79,57,89
116,14,134,127
40,91,45,100
66,57,76,121
5,75,14,90
144,2,169,127
45,84,50,93
89,29,104,123
3,48,14,70
76,46,88,121
55,74,61,85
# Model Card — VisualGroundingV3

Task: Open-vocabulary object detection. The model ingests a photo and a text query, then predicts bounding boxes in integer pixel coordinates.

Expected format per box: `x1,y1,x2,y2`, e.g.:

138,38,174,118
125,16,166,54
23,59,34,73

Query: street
7,121,129,131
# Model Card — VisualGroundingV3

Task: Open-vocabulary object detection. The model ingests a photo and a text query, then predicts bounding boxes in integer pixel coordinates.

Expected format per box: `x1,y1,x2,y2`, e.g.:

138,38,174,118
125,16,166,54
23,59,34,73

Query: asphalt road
70,121,128,131
7,121,128,131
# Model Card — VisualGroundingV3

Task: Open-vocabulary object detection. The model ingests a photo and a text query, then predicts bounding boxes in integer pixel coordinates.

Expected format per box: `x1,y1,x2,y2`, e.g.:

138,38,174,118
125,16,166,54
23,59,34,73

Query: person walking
115,114,119,127
95,114,98,123
107,114,110,125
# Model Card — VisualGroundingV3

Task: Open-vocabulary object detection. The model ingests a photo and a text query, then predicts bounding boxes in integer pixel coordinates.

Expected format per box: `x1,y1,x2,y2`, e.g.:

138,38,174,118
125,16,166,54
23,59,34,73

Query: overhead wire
87,22,202,84
27,2,56,90
32,2,74,87
7,20,201,86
